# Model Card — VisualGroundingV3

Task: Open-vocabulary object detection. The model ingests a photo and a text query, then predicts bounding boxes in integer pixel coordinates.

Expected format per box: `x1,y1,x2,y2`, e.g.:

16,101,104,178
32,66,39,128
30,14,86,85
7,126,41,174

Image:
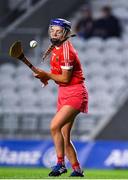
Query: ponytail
42,44,55,61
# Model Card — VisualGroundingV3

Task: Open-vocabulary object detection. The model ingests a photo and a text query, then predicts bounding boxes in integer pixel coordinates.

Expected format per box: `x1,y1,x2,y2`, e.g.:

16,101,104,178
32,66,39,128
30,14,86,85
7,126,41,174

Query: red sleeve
60,41,75,70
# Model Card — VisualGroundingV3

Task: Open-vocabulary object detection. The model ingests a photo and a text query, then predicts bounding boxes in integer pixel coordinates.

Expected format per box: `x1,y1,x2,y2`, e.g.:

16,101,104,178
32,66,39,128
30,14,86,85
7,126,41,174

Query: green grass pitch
0,167,128,179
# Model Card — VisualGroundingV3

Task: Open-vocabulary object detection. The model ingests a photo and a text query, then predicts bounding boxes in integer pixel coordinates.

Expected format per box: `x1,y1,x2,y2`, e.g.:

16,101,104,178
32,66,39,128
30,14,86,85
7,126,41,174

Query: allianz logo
104,149,128,167
42,147,57,167
42,146,68,168
0,147,42,165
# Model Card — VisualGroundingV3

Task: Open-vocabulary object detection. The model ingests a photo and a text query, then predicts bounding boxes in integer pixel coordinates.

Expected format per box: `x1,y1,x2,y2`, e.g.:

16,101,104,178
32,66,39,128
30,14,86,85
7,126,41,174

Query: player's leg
62,120,84,177
62,120,77,164
50,105,79,161
49,105,79,176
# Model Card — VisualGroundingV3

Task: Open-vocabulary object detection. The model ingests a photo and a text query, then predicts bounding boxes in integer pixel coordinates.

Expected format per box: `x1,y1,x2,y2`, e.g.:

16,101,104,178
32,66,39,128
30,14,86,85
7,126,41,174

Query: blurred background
0,0,128,170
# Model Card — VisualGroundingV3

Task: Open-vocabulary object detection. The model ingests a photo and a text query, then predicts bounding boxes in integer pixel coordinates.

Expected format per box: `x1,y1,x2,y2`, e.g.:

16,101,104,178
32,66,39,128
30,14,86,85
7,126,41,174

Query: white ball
29,40,37,48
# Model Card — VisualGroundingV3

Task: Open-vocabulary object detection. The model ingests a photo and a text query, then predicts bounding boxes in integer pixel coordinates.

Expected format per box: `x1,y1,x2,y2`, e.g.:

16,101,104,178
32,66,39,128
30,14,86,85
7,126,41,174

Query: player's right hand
40,78,48,87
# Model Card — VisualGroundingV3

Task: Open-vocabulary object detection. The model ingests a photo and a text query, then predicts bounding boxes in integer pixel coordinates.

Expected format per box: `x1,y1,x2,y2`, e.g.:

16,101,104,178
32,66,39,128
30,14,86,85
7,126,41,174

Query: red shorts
57,83,88,113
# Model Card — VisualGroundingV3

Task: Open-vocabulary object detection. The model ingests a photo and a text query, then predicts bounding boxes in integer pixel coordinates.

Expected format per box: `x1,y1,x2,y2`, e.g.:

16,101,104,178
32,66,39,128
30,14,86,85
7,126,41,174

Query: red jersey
50,40,85,86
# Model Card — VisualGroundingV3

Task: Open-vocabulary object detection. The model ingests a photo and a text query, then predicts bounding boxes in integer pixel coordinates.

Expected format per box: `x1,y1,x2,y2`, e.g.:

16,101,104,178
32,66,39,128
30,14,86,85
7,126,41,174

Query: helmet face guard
49,18,71,45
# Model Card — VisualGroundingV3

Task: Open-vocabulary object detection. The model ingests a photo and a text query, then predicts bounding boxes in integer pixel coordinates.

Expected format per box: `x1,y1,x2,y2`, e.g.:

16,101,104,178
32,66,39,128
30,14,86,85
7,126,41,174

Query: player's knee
50,124,60,135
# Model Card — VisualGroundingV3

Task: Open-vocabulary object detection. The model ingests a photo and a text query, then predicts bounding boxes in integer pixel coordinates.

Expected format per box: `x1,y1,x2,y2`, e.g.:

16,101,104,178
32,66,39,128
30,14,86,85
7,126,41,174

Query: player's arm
47,69,72,83
33,67,72,84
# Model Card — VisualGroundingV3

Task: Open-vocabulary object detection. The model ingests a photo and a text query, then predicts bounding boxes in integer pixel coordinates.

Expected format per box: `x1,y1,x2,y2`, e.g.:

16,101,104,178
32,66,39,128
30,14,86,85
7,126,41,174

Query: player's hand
33,67,47,79
40,77,49,87
33,67,49,87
